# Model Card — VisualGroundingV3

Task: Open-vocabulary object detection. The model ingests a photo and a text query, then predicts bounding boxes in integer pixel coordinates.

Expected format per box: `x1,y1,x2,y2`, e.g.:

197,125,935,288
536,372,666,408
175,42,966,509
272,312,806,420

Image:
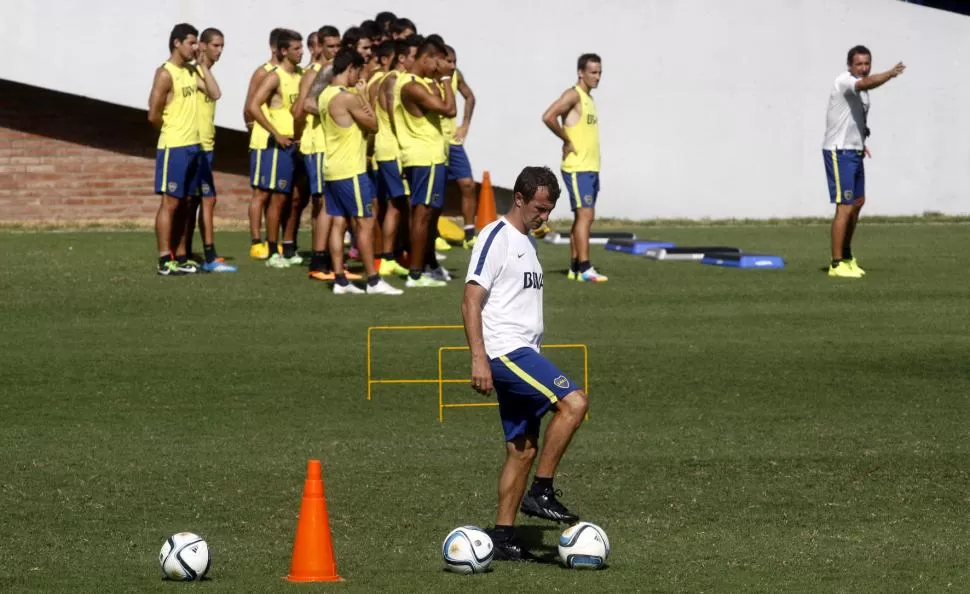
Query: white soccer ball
159,532,211,581
442,526,493,574
558,522,610,569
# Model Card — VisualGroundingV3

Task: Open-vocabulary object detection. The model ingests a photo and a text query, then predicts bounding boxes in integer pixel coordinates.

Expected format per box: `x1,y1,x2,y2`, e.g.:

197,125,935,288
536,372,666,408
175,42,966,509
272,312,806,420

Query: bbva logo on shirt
522,272,543,289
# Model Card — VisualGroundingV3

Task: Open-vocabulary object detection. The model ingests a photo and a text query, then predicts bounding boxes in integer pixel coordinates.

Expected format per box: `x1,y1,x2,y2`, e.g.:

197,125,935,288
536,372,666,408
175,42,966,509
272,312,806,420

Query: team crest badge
553,375,569,389
167,182,177,193
201,183,211,194
583,194,593,206
843,190,853,202
279,179,288,190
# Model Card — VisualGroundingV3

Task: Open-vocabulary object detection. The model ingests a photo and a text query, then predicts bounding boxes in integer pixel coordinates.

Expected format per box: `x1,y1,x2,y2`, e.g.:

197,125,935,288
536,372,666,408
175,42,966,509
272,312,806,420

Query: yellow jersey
320,86,367,180
372,71,400,162
439,72,462,146
562,84,600,173
266,65,302,138
157,61,200,149
299,63,326,155
195,65,216,151
394,75,446,167
249,62,275,150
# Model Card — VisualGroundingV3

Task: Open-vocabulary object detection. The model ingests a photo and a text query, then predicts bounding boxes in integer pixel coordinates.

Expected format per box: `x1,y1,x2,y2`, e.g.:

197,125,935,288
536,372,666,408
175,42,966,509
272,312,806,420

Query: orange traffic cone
285,460,343,582
475,170,497,231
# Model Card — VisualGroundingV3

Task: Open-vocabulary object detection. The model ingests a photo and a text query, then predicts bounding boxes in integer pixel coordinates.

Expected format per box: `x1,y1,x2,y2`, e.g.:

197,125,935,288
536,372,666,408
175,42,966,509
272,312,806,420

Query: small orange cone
285,460,343,582
475,171,497,231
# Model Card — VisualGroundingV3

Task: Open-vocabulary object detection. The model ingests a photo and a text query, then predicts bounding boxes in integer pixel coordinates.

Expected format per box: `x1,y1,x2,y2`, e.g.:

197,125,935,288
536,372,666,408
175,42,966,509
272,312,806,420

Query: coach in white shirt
822,45,905,278
461,166,588,561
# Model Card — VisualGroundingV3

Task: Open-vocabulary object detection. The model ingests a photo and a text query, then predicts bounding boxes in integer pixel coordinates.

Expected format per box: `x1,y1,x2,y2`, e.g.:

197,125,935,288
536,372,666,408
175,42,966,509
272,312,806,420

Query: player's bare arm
345,89,378,133
381,72,399,135
454,69,476,143
304,65,334,115
461,282,493,395
856,62,906,91
292,67,316,122
243,65,270,128
402,78,457,117
542,88,580,156
248,72,290,147
147,66,172,131
195,62,221,100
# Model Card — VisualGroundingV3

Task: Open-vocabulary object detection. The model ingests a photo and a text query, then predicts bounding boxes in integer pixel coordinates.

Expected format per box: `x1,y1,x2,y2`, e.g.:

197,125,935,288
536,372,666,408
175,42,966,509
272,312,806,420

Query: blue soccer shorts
561,170,600,211
824,149,865,205
405,163,446,209
490,347,578,441
446,144,473,182
324,173,375,218
155,144,202,199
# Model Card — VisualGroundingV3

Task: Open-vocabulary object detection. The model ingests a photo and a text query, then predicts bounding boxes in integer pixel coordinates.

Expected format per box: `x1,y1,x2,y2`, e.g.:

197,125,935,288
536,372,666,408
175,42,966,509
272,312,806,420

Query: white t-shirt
822,71,870,150
465,217,544,359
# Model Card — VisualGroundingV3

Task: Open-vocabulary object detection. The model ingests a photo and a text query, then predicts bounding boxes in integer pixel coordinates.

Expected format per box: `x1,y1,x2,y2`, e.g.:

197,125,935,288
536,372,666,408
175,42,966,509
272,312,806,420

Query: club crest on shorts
843,190,853,202
167,182,177,193
279,179,288,190
553,375,569,389
201,183,211,194
583,194,593,206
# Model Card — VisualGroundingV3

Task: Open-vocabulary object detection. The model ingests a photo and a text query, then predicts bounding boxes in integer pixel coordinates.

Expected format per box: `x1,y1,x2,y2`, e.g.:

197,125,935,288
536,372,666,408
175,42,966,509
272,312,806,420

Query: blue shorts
251,139,297,194
303,153,325,197
374,159,410,201
325,173,375,218
446,144,473,181
192,150,216,198
406,163,446,209
562,171,600,210
155,144,202,199
490,347,578,441
824,149,865,205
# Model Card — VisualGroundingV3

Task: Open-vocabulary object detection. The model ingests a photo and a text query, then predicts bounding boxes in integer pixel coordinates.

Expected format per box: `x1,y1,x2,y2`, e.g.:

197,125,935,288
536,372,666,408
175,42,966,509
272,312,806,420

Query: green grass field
2,222,969,592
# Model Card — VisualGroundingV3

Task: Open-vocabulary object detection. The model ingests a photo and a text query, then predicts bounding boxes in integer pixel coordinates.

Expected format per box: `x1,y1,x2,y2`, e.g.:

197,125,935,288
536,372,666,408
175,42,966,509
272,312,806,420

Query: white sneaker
435,251,447,261
366,278,404,295
405,274,447,288
333,282,365,294
425,265,452,282
266,253,290,269
285,254,304,266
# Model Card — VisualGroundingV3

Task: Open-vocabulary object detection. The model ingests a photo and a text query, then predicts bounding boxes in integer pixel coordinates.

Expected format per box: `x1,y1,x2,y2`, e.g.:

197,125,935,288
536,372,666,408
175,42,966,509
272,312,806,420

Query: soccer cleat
175,260,199,274
462,236,477,249
366,279,404,295
435,251,447,261
265,253,290,269
486,532,539,563
846,258,866,276
308,270,336,282
405,274,447,288
157,261,185,276
285,254,304,266
828,261,862,278
249,241,269,260
577,267,608,283
333,282,365,295
425,265,452,282
520,488,580,524
201,260,238,273
567,270,577,281
378,258,409,276
435,236,452,251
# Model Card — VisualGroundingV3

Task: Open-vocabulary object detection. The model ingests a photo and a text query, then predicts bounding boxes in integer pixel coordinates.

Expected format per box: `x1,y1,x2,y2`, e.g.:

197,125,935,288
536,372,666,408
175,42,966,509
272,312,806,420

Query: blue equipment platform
605,239,676,255
701,253,785,269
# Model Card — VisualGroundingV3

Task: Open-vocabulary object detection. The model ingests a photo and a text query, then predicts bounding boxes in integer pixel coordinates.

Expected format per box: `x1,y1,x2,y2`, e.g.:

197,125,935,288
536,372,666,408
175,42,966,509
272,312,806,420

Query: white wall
4,0,969,219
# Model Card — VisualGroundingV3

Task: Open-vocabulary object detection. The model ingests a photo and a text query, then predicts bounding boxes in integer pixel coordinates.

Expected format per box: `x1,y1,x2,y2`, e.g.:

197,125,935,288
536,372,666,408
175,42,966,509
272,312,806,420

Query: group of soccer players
149,12,609,290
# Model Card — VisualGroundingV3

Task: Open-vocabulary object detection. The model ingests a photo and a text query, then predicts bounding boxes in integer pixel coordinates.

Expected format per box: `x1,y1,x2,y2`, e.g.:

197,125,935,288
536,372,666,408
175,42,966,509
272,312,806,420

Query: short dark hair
332,48,365,75
393,37,420,64
392,17,417,35
847,45,871,65
341,26,362,50
417,35,446,59
376,11,397,32
169,23,198,52
318,25,340,39
307,30,320,47
376,40,396,61
514,166,561,203
276,29,302,52
359,20,380,39
200,27,223,44
445,44,456,58
269,27,286,48
577,53,601,71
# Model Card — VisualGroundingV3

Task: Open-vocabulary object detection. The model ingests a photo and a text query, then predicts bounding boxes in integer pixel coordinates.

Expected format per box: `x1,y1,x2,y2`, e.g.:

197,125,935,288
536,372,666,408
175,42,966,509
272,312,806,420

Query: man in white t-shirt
462,166,589,562
822,45,905,279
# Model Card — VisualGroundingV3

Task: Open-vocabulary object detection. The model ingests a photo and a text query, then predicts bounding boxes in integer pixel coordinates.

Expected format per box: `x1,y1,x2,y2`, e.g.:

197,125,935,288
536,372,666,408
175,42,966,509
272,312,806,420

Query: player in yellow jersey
441,44,478,248
147,23,219,276
320,49,402,295
186,27,235,273
244,28,285,259
248,29,304,269
542,53,607,283
396,35,456,288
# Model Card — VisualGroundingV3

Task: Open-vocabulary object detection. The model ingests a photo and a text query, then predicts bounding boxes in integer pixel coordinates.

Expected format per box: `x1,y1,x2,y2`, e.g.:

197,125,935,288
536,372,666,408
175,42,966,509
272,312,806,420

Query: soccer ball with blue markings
558,522,610,569
442,526,493,574
159,532,210,581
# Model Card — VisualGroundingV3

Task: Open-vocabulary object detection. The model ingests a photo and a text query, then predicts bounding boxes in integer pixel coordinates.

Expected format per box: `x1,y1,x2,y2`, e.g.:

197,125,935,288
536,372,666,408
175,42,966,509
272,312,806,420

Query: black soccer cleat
520,488,580,524
486,531,540,563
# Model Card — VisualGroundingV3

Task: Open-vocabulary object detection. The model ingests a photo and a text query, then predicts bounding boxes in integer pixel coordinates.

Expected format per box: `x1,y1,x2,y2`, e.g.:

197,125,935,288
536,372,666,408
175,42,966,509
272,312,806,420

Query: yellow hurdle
366,325,463,400
437,344,589,423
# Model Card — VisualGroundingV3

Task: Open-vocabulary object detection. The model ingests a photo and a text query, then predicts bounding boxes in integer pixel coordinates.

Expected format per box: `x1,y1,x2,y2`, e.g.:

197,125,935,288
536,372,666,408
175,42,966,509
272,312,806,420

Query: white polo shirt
822,71,870,150
465,217,544,359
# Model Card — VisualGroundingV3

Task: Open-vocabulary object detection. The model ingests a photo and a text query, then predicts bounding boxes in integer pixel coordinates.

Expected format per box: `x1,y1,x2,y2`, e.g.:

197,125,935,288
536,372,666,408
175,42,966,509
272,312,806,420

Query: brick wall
0,78,485,225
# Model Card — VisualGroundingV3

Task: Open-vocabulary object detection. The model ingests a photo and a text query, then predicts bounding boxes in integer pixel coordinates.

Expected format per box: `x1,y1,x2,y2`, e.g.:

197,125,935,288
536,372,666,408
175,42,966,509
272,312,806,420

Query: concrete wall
3,0,968,220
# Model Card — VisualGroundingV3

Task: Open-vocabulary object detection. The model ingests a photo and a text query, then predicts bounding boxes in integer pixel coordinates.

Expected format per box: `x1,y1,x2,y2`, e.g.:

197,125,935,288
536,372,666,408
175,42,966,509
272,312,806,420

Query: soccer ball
442,526,493,574
558,522,610,569
159,532,211,581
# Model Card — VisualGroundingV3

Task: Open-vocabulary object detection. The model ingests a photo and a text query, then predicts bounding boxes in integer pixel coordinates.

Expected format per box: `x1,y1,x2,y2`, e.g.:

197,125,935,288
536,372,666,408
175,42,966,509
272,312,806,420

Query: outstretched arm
855,62,906,91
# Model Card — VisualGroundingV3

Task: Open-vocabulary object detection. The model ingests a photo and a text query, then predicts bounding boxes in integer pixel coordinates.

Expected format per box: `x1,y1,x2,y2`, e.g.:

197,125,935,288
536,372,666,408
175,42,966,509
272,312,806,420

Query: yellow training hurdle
366,325,464,400
437,344,589,423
